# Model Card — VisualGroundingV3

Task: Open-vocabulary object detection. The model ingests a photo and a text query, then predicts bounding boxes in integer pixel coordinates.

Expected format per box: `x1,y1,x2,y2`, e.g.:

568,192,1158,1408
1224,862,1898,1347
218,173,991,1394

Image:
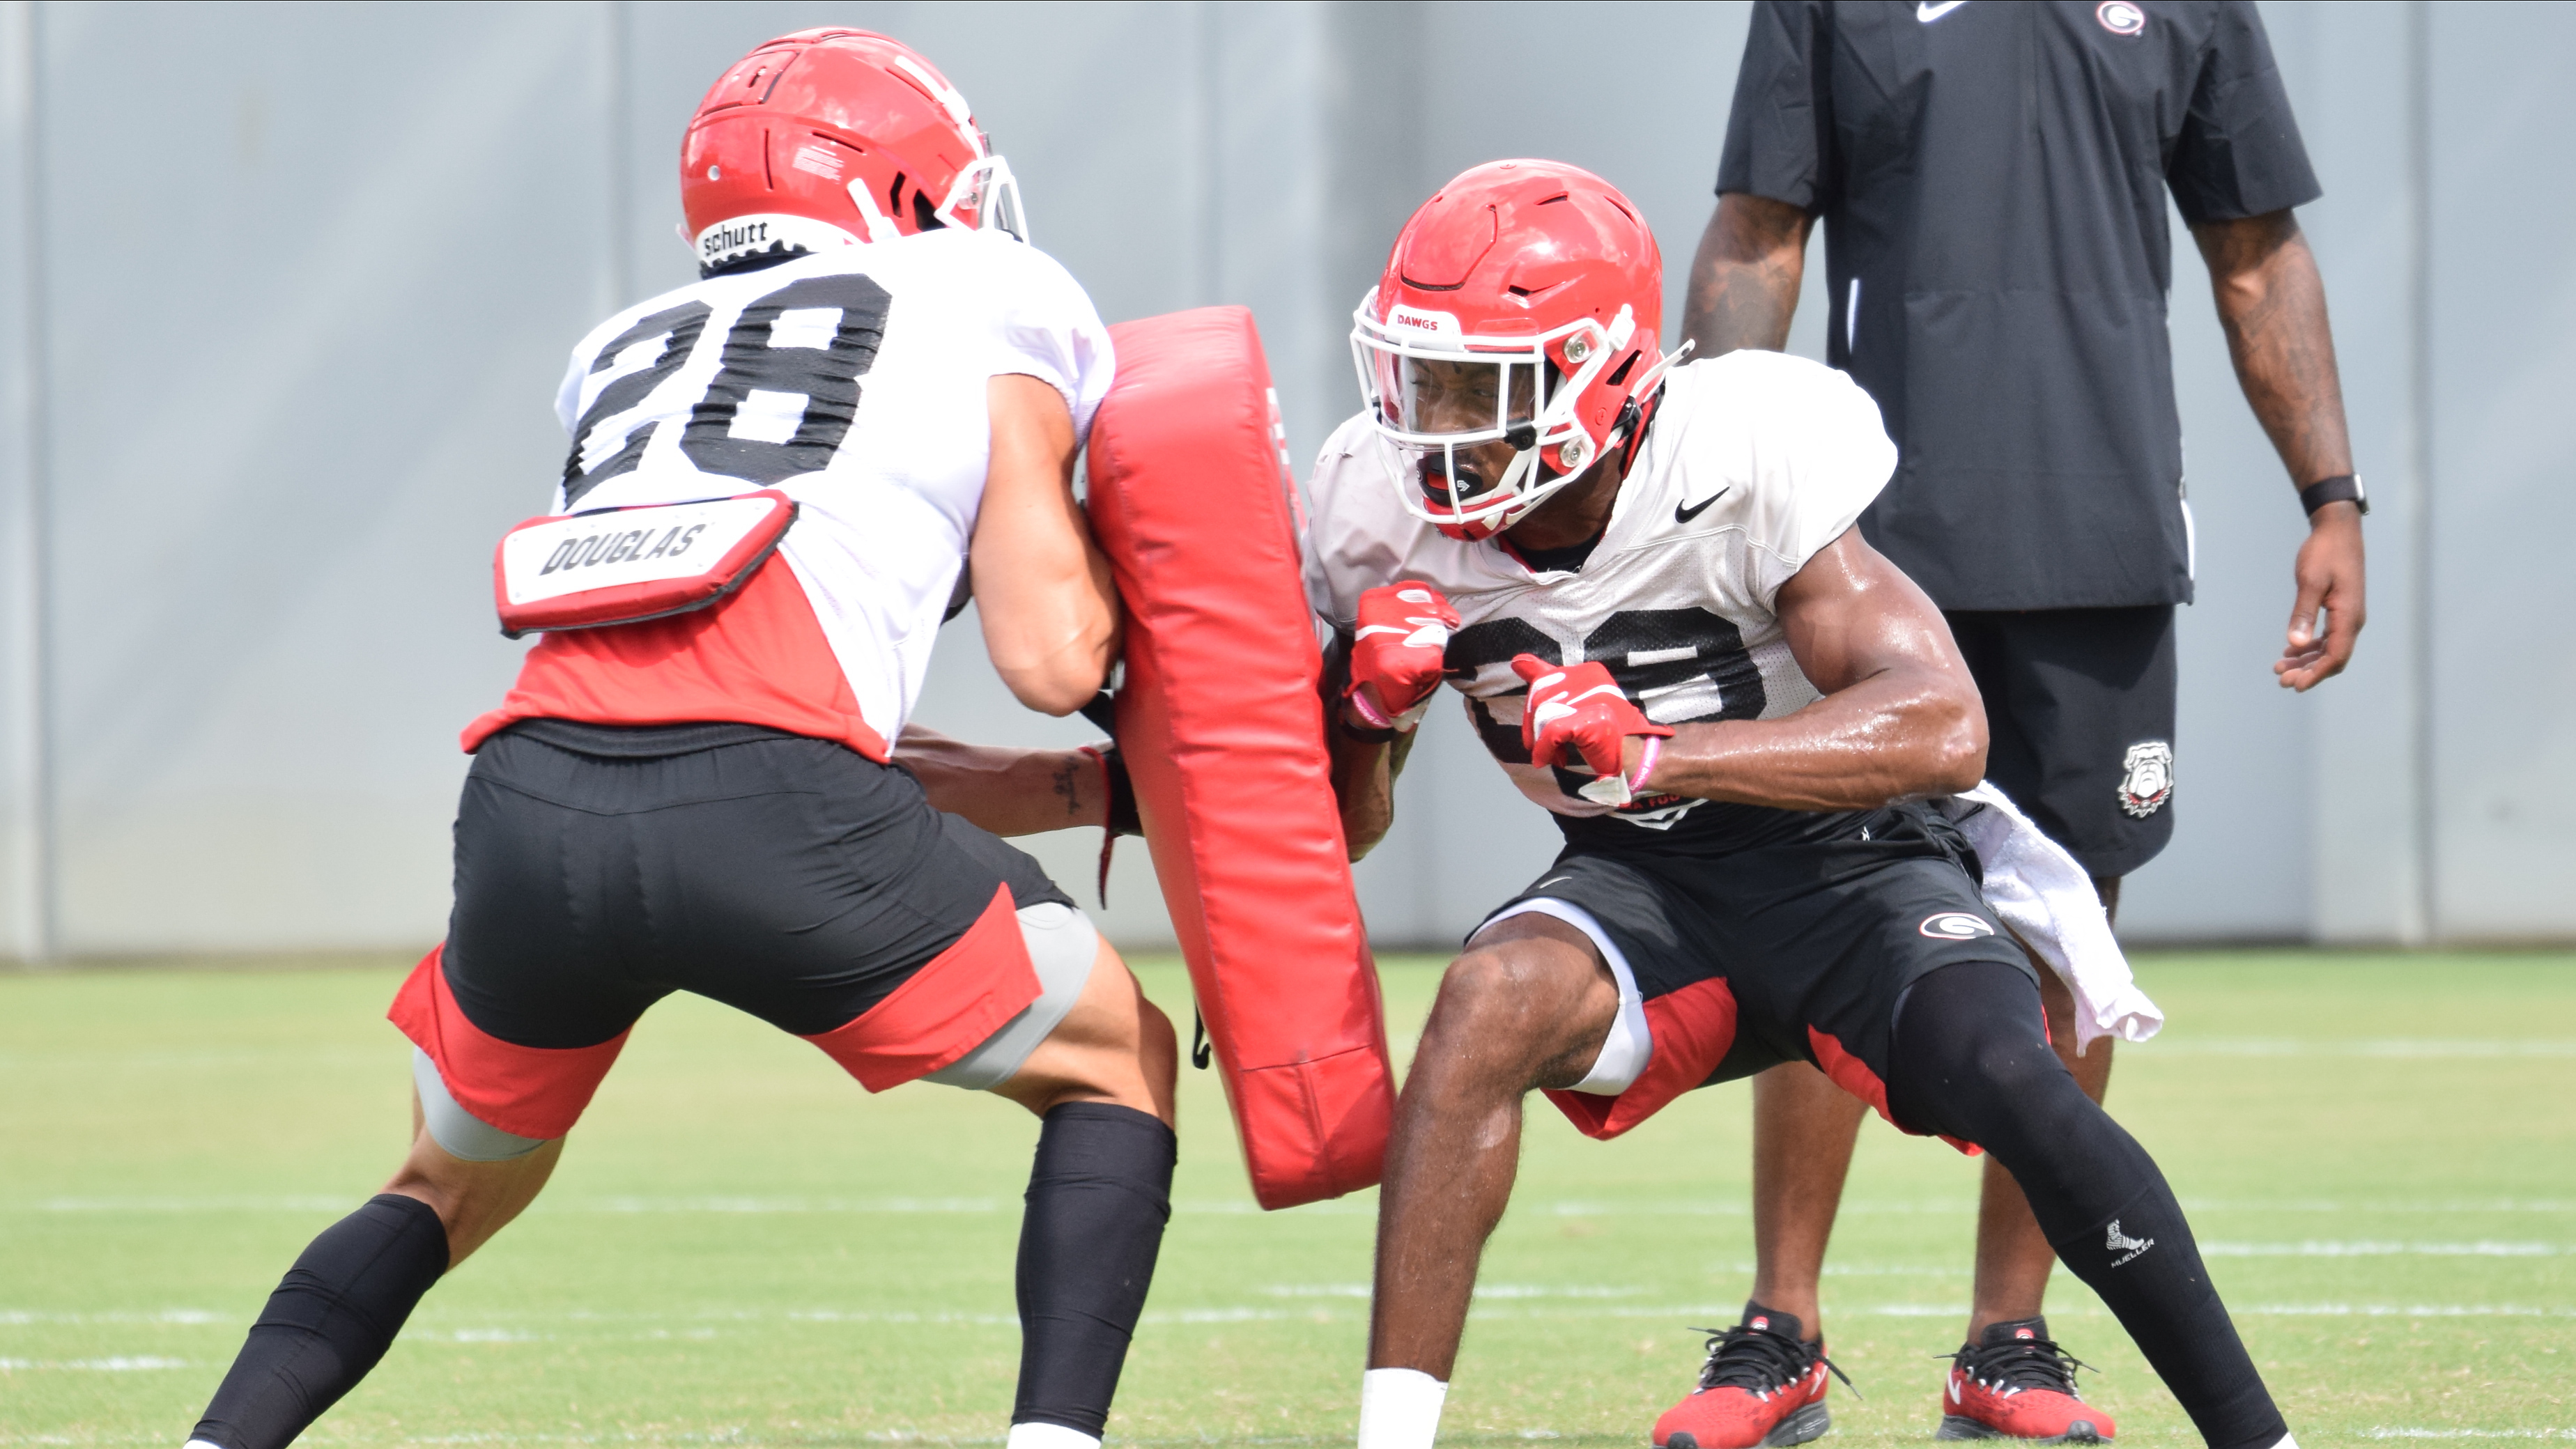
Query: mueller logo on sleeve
2105,1219,2157,1267
1919,913,1997,940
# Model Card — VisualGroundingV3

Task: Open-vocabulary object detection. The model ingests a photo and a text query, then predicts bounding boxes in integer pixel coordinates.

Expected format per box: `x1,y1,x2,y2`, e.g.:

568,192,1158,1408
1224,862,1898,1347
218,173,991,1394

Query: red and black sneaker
1651,1303,1855,1449
1936,1317,2115,1443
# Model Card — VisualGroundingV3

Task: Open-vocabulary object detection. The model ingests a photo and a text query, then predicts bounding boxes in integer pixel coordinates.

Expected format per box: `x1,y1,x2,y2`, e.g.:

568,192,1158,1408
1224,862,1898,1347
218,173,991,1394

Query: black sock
1888,963,2286,1449
1013,1102,1176,1436
189,1193,449,1449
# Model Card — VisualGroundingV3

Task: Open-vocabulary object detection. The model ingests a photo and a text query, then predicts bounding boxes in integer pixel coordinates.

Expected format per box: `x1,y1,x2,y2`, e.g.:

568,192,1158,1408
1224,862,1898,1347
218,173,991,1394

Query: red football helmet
679,29,1026,274
1352,160,1679,541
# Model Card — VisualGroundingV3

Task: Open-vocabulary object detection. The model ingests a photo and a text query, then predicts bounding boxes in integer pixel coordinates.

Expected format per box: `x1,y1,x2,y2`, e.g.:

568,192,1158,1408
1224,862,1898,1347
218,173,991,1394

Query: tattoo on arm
1052,757,1083,819
1683,194,1814,357
2193,210,2354,487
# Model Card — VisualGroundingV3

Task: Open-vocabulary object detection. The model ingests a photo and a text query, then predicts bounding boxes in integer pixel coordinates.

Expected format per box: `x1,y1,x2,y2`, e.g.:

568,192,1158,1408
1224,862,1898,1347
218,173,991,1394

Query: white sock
1359,1367,1448,1449
2270,1437,2299,1449
1008,1423,1100,1449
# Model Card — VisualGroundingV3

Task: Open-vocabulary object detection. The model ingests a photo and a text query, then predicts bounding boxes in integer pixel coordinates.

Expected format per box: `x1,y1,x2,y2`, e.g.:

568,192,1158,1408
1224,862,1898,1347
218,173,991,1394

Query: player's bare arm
2191,208,2365,692
1629,527,1985,809
1322,633,1424,859
895,722,1108,836
1682,192,1812,356
975,372,1123,715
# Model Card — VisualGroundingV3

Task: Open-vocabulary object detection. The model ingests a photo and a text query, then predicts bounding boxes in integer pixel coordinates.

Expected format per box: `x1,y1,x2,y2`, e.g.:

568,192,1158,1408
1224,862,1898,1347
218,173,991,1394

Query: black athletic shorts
1945,605,2177,879
388,719,1071,1140
1491,803,2034,1142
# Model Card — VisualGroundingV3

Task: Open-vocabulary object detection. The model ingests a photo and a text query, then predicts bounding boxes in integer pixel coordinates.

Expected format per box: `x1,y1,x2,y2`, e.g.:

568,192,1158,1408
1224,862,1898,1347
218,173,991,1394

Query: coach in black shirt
1684,0,2362,1435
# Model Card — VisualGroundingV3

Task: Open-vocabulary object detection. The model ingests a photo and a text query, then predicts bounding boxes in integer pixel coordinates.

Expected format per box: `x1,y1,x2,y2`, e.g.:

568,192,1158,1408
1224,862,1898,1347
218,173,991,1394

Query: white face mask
1351,297,1637,536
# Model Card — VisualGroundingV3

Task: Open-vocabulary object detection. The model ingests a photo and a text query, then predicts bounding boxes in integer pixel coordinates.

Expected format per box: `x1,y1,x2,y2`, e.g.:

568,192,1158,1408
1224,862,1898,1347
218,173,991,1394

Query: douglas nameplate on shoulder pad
493,490,797,638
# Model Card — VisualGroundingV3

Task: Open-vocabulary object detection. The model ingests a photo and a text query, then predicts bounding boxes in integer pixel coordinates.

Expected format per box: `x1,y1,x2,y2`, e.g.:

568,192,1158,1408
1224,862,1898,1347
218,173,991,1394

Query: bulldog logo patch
2118,741,2174,818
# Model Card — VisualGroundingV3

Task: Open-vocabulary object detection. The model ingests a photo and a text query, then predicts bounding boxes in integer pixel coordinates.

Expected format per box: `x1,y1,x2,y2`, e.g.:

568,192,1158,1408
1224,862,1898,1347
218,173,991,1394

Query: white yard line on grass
2366,1432,2576,1440
2200,1241,2561,1256
17,1194,2573,1217
0,1309,227,1324
2154,1039,2576,1057
0,1356,190,1370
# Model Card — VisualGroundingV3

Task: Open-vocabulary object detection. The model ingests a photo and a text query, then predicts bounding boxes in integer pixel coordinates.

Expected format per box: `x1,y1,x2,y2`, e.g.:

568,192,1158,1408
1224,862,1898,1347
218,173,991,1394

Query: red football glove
1512,654,1674,805
1347,582,1460,731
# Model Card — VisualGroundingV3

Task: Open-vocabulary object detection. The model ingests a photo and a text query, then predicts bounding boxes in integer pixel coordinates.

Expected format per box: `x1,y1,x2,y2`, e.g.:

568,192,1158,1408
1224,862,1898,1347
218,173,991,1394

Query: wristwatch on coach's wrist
2299,473,2367,518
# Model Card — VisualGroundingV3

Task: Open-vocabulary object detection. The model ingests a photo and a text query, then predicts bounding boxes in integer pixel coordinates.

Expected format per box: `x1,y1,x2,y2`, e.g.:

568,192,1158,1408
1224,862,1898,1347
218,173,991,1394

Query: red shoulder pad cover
1085,307,1394,1210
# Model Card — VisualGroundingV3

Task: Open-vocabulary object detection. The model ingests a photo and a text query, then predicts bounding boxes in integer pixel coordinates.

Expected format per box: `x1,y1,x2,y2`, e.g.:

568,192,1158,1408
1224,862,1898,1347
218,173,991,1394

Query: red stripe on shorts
1807,1025,1979,1156
388,945,630,1142
801,883,1042,1092
1544,977,1740,1140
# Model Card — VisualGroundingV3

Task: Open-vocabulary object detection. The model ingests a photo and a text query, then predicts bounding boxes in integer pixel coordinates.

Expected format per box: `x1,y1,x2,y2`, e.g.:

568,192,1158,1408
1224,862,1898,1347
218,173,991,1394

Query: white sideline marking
2201,1241,2560,1257
0,1308,228,1324
2155,1038,2576,1058
1726,1262,1968,1276
0,1356,191,1370
2240,1304,2576,1317
28,1195,363,1213
1263,1283,1645,1300
443,1328,537,1343
573,1195,1002,1214
20,1193,2573,1218
2366,1432,2576,1440
2180,1199,2576,1214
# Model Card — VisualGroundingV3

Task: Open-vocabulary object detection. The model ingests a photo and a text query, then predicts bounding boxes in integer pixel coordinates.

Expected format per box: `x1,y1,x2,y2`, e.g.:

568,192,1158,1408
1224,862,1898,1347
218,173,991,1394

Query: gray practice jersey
1305,350,1897,841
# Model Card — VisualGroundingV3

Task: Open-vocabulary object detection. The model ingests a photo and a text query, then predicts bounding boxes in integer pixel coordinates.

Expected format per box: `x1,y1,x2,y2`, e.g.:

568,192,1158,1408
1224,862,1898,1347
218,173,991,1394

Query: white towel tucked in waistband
1938,782,2163,1053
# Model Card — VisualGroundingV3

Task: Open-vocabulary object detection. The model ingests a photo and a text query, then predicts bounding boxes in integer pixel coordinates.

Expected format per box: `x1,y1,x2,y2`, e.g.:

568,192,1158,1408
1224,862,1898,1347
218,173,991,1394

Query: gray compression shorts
413,901,1104,1161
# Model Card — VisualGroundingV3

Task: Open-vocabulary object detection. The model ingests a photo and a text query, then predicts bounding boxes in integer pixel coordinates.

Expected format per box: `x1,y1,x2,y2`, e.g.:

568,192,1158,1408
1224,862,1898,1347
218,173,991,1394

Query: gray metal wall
0,1,2565,957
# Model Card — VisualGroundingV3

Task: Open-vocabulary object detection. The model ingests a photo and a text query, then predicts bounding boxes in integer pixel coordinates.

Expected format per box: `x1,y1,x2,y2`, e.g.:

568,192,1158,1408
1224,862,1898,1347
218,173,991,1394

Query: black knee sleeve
190,1193,449,1449
1889,964,2287,1449
1013,1102,1176,1437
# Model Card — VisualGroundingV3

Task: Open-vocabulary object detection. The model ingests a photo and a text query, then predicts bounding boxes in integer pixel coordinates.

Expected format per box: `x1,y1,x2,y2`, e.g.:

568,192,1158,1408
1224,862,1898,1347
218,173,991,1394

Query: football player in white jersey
183,32,1175,1449
1316,164,2294,1449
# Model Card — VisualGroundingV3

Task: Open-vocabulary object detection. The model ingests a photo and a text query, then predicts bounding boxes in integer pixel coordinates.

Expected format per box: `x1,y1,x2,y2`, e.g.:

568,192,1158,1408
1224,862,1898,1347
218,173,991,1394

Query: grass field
3,952,2570,1446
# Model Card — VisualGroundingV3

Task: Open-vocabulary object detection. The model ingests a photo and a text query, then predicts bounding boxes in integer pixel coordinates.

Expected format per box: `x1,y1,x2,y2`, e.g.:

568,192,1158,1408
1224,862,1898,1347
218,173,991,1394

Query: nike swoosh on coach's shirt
1918,0,1968,20
1675,488,1729,525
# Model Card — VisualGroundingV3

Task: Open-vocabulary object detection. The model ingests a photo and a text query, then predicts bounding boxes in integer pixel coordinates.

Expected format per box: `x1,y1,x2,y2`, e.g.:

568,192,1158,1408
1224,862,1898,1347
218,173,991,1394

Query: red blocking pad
1085,306,1394,1210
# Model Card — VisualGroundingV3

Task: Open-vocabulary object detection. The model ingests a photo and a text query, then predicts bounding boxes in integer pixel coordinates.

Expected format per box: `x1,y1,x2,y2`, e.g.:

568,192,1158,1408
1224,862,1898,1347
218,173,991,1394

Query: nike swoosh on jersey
1674,487,1731,525
1918,0,1968,20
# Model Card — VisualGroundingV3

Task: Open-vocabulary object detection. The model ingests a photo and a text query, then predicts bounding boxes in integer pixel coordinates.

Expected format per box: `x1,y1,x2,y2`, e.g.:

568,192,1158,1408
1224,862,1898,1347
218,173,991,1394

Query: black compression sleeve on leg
1886,963,2287,1449
1013,1102,1177,1437
189,1193,449,1449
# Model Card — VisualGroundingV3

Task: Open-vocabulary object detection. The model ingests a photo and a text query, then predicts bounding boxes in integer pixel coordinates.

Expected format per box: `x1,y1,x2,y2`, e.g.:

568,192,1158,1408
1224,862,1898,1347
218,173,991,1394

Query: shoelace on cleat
1940,1334,2099,1398
1686,1324,1860,1401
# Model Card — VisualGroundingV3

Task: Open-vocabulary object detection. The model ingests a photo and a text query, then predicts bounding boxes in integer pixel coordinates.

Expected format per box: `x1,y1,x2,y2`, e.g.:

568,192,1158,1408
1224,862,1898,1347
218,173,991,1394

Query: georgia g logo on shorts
1920,912,1998,940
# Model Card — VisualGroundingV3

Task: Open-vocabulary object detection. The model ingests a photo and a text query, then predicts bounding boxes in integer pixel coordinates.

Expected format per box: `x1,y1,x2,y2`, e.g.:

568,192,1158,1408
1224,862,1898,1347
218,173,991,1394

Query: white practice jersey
548,228,1112,742
1304,350,1897,834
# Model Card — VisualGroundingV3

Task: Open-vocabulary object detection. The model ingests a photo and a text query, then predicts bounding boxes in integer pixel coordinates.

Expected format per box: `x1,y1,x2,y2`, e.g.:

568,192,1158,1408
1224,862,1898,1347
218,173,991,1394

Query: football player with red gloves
1311,162,2291,1449
1345,583,1462,731
1512,656,1674,805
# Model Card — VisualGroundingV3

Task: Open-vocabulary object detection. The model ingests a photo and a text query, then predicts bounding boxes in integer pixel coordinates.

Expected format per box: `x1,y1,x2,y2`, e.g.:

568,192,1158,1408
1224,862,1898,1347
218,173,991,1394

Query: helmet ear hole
911,189,944,231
